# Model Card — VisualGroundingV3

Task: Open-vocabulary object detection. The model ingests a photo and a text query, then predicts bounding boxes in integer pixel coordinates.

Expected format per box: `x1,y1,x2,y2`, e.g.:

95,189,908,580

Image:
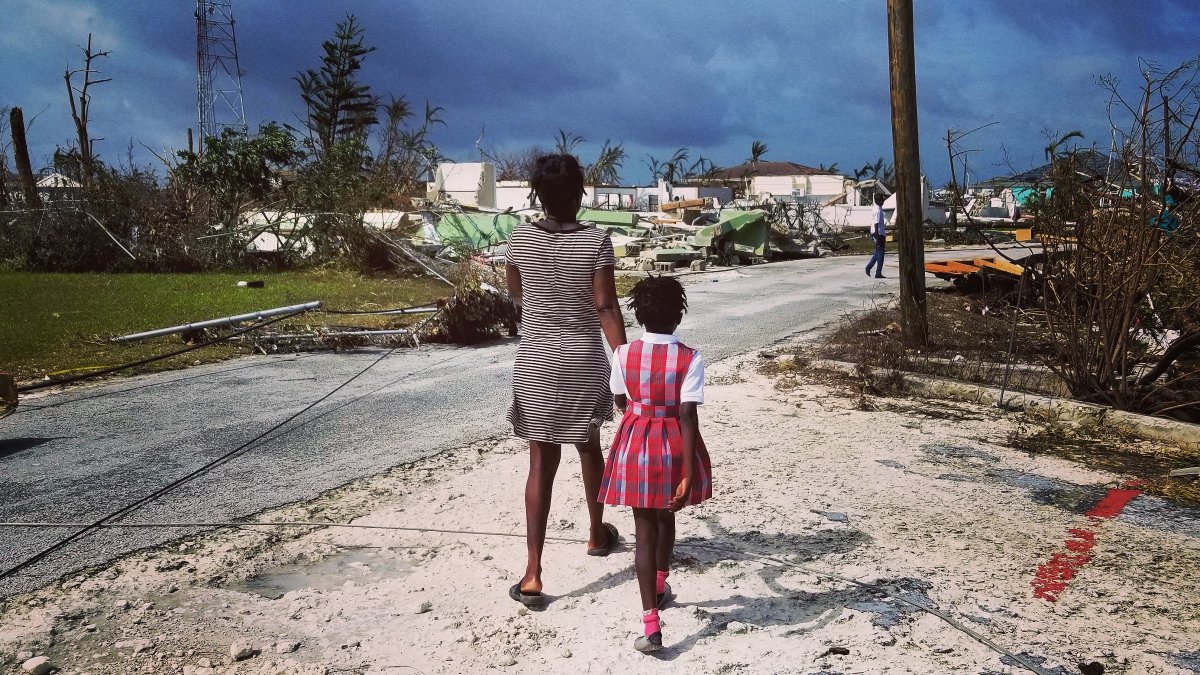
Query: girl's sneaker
634,631,662,653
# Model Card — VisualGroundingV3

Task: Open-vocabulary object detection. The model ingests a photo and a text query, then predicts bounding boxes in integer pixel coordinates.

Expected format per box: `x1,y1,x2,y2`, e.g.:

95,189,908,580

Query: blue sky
2,0,1198,186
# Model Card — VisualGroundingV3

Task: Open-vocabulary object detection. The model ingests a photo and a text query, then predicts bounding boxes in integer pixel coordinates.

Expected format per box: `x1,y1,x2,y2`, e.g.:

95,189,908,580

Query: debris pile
403,198,843,277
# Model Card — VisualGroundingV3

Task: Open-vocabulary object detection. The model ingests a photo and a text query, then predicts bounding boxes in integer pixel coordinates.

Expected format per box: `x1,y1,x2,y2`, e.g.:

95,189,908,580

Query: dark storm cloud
3,0,1198,185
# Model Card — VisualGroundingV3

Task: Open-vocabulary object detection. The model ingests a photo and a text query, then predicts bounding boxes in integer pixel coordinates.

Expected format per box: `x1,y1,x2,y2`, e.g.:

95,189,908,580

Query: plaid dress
598,339,713,509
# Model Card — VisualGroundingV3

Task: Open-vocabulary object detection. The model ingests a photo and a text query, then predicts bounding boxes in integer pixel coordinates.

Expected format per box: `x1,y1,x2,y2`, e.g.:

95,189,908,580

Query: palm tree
645,149,690,184
644,155,663,185
817,162,840,174
586,140,626,185
685,155,722,181
659,147,690,184
748,140,769,167
858,157,895,190
554,128,585,155
376,95,413,169
1045,130,1084,161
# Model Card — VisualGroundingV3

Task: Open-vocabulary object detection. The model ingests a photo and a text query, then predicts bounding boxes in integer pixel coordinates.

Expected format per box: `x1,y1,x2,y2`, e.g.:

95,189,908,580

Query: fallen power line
112,301,322,343
16,310,309,394
0,344,405,582
320,304,439,316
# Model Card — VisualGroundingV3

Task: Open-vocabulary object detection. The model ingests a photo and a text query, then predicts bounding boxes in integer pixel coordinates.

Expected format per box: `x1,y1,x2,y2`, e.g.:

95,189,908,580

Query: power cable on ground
0,344,403,582
9,354,315,416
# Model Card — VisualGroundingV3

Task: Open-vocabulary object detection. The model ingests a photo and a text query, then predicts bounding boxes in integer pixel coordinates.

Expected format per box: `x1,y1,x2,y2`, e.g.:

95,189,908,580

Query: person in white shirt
865,192,887,278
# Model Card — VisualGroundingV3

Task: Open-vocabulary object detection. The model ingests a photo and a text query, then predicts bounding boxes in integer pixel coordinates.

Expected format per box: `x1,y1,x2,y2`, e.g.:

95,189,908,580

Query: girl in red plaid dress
598,276,712,653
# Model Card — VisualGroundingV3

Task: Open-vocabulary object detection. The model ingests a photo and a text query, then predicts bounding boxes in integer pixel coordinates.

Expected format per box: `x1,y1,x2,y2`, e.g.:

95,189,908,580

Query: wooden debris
660,198,709,212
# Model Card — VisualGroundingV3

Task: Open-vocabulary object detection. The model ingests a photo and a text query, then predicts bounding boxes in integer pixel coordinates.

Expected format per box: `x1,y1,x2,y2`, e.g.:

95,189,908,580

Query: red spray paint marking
1031,486,1141,602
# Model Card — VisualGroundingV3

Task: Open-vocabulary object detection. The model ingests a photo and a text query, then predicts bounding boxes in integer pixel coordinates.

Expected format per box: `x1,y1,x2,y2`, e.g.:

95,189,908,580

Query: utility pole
886,0,928,347
9,107,40,209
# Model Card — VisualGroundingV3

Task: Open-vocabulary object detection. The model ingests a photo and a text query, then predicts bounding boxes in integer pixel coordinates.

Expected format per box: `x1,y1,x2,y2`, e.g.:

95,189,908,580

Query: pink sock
642,609,660,635
656,570,669,595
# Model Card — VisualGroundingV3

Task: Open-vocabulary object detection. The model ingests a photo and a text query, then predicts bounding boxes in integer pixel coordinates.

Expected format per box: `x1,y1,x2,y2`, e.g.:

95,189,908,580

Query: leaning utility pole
9,107,40,209
886,0,928,347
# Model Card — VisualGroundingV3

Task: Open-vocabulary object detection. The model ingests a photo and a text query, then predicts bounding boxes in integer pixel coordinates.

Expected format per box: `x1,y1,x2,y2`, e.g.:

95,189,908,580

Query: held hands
669,476,692,512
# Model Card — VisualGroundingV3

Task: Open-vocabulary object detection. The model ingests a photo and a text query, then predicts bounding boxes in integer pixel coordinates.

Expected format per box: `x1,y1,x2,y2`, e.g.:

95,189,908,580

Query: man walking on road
865,191,887,278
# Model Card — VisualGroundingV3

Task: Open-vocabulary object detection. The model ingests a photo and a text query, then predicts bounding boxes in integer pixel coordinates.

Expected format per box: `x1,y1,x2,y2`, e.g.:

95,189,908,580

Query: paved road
0,247,1024,596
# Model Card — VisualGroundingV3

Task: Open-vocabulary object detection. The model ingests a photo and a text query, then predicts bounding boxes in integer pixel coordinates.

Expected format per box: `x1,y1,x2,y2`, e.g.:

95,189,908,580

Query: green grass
0,270,447,382
838,235,900,256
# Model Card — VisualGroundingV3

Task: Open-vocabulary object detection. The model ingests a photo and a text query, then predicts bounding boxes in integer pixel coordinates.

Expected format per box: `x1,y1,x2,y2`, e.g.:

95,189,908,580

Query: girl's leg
655,510,675,573
632,508,661,611
522,441,562,593
655,510,675,600
575,429,609,550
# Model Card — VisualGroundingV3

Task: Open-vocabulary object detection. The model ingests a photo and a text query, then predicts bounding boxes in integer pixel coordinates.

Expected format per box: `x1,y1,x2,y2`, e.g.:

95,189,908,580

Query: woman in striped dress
504,154,627,606
598,275,712,653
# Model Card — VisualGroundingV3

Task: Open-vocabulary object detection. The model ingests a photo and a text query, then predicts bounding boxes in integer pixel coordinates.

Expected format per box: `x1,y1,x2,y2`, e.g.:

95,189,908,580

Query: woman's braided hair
531,154,586,221
628,275,688,330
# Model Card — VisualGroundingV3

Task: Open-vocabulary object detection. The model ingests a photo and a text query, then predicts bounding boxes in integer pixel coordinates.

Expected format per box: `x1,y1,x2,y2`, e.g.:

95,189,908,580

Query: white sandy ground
2,353,1199,675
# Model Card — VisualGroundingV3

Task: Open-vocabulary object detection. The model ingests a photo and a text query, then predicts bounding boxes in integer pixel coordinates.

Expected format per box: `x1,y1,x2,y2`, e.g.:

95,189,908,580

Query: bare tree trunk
886,0,928,347
10,107,40,209
64,33,110,187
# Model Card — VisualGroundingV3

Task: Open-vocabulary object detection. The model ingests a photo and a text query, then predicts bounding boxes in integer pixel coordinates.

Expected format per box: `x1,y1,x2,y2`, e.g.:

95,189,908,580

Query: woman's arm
593,265,627,350
505,261,523,320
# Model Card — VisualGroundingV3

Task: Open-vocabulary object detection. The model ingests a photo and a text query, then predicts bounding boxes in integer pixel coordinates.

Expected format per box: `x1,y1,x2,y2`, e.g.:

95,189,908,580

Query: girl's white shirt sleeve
610,345,628,397
609,346,705,404
681,351,705,404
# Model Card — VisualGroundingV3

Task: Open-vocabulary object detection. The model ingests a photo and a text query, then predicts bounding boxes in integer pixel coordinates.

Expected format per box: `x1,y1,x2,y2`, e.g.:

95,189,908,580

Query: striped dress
506,220,616,444
598,339,713,509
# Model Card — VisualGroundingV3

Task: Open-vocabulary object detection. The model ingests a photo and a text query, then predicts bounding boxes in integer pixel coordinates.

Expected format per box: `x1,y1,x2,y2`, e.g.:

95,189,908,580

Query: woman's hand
669,476,692,512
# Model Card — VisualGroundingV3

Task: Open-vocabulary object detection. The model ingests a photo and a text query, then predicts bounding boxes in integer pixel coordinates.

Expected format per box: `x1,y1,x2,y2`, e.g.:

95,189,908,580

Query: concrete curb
797,357,1200,450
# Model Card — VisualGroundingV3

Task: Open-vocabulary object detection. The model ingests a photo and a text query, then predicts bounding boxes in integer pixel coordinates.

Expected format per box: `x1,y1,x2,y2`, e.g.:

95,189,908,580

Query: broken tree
64,33,110,187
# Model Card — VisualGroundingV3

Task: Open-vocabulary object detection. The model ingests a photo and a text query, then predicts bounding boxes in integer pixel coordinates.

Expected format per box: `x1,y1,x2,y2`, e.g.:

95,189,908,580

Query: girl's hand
669,477,692,512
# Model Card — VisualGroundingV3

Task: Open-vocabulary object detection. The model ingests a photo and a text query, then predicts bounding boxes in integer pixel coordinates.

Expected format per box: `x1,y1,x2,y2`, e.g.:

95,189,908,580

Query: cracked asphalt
0,247,1027,597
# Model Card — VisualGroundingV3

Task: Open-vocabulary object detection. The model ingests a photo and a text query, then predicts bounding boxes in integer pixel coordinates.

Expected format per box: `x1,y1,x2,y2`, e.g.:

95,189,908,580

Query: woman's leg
522,440,561,593
632,507,660,611
575,429,608,549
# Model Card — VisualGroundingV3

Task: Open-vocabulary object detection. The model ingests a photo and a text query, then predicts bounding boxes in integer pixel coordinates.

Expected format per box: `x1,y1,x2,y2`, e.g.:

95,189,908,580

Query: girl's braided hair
531,154,585,221
628,275,688,329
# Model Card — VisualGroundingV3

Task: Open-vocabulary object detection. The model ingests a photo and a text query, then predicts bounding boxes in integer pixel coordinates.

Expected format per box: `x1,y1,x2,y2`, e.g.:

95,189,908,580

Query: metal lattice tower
195,0,247,152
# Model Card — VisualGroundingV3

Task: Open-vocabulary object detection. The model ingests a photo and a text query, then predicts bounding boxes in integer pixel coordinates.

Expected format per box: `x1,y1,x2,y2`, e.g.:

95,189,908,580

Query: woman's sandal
586,522,620,557
508,583,544,608
634,631,663,653
656,582,672,609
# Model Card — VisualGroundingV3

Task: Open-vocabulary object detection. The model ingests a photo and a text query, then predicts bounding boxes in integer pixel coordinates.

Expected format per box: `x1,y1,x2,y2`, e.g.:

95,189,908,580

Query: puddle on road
233,549,415,600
